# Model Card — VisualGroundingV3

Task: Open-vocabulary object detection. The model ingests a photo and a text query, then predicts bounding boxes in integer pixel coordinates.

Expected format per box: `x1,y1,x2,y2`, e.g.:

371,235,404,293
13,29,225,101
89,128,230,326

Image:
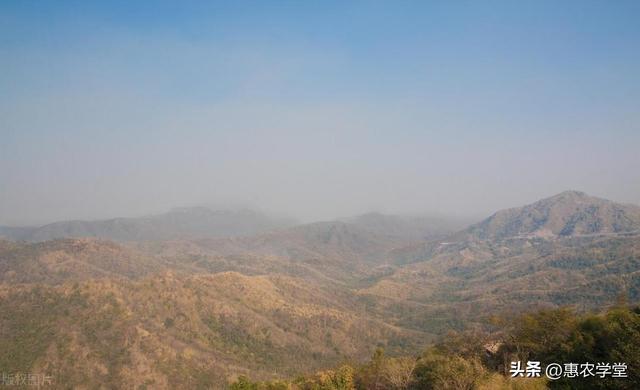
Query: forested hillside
231,305,640,389
1,192,639,388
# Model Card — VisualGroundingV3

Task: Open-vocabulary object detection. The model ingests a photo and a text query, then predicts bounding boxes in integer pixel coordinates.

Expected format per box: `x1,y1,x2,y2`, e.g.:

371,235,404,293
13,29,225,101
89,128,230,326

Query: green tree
411,349,486,390
230,375,258,390
507,308,577,363
356,347,385,389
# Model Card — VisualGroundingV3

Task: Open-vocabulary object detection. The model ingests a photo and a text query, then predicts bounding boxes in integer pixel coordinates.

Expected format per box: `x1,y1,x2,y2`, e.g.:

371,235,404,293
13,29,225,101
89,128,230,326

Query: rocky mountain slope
466,190,640,240
359,191,640,332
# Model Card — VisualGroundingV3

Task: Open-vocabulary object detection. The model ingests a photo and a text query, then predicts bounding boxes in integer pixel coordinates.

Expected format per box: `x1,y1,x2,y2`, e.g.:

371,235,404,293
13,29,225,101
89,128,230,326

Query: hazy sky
1,1,640,225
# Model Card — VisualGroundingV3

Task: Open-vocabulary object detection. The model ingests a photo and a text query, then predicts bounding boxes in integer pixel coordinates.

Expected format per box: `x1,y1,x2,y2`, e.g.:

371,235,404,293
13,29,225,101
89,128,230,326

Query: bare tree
382,357,416,390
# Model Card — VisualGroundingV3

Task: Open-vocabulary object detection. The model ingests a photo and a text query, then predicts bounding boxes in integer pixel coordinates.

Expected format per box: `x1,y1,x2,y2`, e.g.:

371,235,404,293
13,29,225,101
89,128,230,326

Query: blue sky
1,1,639,224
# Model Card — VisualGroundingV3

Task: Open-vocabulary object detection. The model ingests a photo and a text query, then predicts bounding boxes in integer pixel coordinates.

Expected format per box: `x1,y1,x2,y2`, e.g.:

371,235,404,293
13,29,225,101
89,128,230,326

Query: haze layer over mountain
2,2,640,227
1,191,639,387
0,208,295,242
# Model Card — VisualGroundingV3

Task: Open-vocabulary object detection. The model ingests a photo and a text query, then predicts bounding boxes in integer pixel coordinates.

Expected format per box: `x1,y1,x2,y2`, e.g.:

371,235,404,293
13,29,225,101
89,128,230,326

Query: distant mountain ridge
344,212,470,240
196,220,407,264
1,190,640,387
358,191,640,335
465,190,640,240
0,207,295,242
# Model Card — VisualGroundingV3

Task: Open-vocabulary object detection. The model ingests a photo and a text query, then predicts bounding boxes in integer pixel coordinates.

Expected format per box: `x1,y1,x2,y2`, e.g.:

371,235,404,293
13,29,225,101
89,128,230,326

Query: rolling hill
1,190,639,388
0,239,161,284
0,208,295,242
0,265,427,388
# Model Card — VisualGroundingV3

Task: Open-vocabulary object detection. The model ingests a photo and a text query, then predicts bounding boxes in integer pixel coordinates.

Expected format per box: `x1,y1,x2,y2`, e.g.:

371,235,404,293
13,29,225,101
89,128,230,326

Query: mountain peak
467,191,640,240
543,190,601,204
549,190,588,199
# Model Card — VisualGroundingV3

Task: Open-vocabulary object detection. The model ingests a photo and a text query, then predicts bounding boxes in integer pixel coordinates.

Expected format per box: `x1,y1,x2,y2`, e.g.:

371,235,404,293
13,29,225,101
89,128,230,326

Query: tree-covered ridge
0,272,426,388
1,192,640,388
231,304,640,389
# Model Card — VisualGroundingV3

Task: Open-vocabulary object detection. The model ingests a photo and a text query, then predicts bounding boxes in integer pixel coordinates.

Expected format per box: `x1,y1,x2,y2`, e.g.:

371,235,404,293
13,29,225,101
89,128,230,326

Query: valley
1,191,639,387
